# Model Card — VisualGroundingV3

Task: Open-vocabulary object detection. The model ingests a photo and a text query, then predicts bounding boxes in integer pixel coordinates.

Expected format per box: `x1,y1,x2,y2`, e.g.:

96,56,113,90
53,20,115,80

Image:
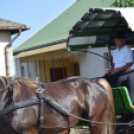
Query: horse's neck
17,83,37,101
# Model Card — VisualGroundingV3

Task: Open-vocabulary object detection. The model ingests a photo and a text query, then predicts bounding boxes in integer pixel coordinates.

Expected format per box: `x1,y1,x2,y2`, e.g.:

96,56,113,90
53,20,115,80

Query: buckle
36,88,45,94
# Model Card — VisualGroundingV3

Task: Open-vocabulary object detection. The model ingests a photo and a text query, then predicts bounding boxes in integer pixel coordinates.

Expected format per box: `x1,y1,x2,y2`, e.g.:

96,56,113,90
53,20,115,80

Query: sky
0,0,76,49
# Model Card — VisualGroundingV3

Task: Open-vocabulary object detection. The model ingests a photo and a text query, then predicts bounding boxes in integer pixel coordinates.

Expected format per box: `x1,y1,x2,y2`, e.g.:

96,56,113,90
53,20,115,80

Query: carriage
67,8,134,134
1,8,134,134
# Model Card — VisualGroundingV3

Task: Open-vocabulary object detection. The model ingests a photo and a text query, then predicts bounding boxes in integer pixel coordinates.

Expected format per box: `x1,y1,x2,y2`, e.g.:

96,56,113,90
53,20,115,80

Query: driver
117,39,134,108
104,32,133,87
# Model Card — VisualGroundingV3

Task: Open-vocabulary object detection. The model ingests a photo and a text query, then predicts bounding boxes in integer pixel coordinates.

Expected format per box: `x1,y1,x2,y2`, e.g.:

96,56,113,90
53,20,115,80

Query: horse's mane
0,76,37,89
0,76,38,99
16,77,37,89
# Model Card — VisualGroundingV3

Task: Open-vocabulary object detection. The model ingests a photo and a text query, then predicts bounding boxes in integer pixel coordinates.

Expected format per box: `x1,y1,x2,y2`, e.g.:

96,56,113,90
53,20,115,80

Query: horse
0,76,115,134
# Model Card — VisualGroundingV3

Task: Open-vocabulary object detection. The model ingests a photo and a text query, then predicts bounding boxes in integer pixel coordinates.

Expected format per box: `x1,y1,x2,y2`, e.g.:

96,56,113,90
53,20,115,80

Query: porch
15,45,81,83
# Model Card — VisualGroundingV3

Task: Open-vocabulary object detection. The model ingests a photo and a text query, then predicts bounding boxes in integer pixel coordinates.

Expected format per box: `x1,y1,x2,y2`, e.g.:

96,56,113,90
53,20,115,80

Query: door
50,68,67,82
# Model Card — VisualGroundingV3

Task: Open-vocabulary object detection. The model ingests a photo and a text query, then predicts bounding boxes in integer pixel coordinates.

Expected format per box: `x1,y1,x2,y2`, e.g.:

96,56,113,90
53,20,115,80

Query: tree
113,0,134,7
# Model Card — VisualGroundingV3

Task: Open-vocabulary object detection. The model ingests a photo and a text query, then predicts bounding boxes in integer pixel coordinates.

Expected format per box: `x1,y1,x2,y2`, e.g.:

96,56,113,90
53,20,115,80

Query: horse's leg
86,100,108,134
87,102,114,134
87,116,102,134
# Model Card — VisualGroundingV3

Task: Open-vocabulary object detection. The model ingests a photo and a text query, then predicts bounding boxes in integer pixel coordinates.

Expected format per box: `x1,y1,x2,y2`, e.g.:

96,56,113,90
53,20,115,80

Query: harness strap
0,77,18,107
0,79,11,104
36,88,45,131
1,94,134,126
0,89,8,104
0,98,41,120
12,84,16,104
10,77,18,104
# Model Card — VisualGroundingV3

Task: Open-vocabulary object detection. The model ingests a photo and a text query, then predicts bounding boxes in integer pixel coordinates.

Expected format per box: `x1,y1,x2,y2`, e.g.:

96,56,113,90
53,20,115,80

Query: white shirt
113,45,133,69
130,52,134,70
131,64,134,70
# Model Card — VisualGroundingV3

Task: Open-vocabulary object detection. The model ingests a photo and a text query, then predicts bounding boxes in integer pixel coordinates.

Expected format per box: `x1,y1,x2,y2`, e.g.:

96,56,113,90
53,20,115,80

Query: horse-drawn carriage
1,8,134,134
67,8,134,134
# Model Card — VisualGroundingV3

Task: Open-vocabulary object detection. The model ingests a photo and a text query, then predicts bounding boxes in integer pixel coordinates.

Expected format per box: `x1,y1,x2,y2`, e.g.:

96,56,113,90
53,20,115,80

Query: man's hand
107,63,114,75
108,56,113,61
107,69,112,75
111,69,118,75
125,68,132,72
116,62,133,72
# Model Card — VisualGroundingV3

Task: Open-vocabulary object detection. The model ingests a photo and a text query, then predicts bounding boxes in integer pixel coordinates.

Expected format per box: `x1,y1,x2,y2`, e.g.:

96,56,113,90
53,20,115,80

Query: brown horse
0,76,115,134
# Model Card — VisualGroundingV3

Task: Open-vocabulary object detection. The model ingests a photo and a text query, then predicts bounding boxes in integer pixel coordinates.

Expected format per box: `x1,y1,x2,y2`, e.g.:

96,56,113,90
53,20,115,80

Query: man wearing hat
105,32,133,87
117,39,134,108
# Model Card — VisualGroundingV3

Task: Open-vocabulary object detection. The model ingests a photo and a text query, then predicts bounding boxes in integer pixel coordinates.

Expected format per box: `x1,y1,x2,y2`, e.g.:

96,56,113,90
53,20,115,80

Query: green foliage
112,0,134,7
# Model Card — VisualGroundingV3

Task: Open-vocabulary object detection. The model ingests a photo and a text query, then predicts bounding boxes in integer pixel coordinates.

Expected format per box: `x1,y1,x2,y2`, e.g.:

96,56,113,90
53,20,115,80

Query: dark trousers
117,71,134,104
103,71,123,87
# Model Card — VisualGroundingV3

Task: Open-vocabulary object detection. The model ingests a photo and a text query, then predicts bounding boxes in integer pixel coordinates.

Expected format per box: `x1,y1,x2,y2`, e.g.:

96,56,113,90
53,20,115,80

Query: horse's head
0,76,18,111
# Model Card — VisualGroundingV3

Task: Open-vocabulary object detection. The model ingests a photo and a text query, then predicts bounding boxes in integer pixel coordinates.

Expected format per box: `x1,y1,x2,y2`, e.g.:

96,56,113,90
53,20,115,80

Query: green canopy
67,8,134,51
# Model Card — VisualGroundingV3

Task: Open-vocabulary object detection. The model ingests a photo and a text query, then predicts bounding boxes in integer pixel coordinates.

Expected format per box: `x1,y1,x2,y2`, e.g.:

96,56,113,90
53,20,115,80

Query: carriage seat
112,87,134,114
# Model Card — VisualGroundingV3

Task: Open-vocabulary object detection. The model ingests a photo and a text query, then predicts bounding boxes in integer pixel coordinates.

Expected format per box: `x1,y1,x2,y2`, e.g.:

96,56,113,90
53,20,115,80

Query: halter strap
0,77,6,89
0,77,11,94
0,77,18,105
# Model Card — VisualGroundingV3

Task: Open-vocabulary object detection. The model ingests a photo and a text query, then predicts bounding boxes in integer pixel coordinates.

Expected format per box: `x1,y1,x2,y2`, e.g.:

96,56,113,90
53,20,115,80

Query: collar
117,45,126,51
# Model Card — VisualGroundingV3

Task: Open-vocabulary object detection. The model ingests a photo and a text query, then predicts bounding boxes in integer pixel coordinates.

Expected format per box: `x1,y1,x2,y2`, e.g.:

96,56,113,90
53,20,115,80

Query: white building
0,18,30,76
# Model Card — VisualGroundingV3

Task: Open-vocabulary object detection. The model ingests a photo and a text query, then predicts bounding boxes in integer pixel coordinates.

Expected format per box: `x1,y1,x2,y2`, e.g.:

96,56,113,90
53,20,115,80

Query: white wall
29,61,39,81
15,58,21,77
79,47,110,79
15,47,111,80
15,59,38,81
0,31,14,76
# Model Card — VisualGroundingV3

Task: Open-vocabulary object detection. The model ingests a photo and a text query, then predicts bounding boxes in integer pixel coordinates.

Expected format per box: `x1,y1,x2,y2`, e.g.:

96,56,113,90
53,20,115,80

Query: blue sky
0,0,76,49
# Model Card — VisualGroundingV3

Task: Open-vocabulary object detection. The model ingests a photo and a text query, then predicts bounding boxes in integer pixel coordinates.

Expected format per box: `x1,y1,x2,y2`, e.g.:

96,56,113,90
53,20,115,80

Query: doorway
50,68,67,82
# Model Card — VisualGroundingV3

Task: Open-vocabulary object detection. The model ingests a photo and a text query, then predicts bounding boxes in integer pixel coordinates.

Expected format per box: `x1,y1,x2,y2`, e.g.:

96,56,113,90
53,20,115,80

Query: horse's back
43,76,107,100
43,76,108,116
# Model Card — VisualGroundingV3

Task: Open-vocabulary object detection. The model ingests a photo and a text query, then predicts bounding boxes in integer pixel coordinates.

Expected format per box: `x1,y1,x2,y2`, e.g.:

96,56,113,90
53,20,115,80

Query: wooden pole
62,56,65,79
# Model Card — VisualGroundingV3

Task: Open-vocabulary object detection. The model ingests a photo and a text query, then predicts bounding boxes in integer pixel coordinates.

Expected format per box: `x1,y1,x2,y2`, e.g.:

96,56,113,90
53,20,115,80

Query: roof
14,43,66,58
13,0,113,54
0,18,30,34
67,8,134,51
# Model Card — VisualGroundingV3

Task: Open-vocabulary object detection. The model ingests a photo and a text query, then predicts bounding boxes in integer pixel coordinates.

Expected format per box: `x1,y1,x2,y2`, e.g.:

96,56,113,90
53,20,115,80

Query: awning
67,8,134,51
14,43,66,58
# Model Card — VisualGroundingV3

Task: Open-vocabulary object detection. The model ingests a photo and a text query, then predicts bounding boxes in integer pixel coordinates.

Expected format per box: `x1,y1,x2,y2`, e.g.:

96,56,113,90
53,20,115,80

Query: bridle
0,77,17,105
0,87,9,94
0,80,11,94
